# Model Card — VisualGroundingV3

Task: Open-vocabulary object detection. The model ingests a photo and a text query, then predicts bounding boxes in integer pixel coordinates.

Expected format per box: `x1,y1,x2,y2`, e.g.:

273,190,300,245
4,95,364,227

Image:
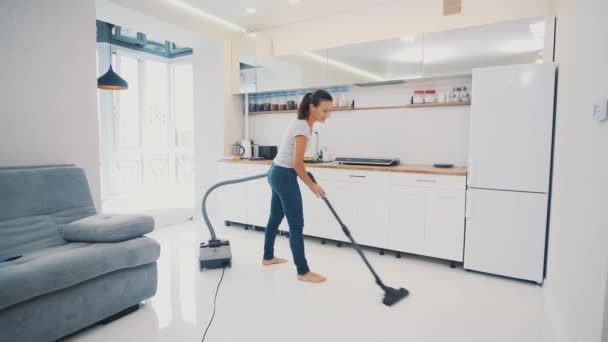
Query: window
116,56,140,148
99,47,194,211
173,63,194,147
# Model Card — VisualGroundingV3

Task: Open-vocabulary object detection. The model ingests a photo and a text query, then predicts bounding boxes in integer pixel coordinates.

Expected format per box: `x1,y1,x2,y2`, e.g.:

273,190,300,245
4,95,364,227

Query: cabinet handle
416,179,437,183
349,175,366,178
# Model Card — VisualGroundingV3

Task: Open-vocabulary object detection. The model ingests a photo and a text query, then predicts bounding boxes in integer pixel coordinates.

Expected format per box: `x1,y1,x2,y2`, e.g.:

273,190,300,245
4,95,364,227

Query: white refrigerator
464,63,555,284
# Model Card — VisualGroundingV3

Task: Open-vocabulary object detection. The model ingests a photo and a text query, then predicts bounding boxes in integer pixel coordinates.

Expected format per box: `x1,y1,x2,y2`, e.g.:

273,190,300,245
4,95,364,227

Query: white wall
545,0,608,341
193,40,243,217
260,0,553,55
0,0,101,208
249,78,471,165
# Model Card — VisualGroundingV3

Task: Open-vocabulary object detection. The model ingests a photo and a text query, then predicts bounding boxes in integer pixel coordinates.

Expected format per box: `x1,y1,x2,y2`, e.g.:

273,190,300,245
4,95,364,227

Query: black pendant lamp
98,25,128,90
97,64,128,90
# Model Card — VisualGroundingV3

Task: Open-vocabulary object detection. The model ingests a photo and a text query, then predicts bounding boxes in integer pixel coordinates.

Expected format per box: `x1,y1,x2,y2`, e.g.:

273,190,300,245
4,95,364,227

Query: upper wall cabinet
327,36,424,86
233,16,554,93
232,34,257,94
421,16,553,76
256,49,328,93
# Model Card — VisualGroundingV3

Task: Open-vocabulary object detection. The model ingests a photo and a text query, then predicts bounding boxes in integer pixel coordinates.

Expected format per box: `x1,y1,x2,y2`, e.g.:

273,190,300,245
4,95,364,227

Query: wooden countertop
219,158,467,176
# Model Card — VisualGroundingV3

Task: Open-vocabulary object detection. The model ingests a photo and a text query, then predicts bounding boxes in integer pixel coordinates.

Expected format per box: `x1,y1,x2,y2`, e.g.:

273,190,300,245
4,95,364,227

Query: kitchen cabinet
425,189,466,261
233,16,554,94
387,185,426,255
256,50,328,93
245,167,271,228
387,172,466,261
298,179,350,242
342,180,389,248
231,34,257,94
217,163,248,224
327,37,423,85
218,161,466,262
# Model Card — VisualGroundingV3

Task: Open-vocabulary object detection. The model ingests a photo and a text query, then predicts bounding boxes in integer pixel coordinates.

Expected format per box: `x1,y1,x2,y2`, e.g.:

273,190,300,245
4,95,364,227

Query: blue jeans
264,163,310,275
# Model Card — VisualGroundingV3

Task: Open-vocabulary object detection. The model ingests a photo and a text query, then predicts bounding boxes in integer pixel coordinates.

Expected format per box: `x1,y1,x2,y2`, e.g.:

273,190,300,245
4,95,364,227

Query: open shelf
249,101,471,115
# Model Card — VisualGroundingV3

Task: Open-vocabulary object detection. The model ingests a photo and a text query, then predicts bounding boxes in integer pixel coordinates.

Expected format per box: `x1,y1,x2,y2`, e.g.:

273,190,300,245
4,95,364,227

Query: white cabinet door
425,189,466,261
246,174,271,228
300,179,325,237
387,185,426,255
217,163,247,224
464,188,548,283
314,180,352,242
242,165,271,228
349,182,389,248
469,63,555,192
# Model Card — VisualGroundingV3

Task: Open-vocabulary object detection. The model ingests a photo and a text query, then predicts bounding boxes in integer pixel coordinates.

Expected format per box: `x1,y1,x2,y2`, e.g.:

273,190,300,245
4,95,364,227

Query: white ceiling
183,0,400,31
108,0,401,33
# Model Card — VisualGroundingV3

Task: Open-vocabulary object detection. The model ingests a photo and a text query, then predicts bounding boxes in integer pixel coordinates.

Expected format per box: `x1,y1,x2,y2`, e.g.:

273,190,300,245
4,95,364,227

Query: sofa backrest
0,165,97,256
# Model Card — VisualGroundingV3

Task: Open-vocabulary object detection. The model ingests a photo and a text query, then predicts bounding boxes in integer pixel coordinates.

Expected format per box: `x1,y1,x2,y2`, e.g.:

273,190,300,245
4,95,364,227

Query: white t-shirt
273,119,311,168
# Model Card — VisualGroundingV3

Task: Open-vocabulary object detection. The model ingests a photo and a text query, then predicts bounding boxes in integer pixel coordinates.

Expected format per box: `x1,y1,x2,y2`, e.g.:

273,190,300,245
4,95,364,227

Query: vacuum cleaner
199,173,267,270
199,170,409,306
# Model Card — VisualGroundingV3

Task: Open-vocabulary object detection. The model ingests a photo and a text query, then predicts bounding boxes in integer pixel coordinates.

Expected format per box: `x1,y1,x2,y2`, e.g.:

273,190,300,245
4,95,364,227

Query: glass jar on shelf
254,94,261,112
279,92,287,111
448,87,459,103
263,94,271,112
413,90,425,104
338,87,349,107
459,86,470,102
271,93,279,111
248,94,256,113
424,90,437,103
327,87,338,107
296,90,306,109
287,92,296,110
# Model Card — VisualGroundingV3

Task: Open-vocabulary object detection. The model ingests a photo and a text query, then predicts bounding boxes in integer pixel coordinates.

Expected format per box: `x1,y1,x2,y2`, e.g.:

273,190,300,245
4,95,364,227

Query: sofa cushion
0,237,160,311
63,214,154,243
0,166,97,256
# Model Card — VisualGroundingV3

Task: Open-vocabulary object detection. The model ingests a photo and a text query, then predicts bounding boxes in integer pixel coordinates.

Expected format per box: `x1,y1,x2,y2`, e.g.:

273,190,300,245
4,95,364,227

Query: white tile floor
66,220,558,342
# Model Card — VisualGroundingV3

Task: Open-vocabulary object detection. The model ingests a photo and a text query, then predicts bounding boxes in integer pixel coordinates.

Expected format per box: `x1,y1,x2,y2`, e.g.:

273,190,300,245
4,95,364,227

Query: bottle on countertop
338,87,349,107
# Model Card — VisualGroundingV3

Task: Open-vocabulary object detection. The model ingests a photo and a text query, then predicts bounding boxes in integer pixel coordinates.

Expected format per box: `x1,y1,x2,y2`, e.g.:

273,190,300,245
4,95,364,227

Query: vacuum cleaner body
199,239,232,270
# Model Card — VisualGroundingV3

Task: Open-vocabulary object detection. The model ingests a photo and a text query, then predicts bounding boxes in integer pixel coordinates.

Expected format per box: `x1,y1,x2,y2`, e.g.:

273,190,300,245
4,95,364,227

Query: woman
262,89,333,283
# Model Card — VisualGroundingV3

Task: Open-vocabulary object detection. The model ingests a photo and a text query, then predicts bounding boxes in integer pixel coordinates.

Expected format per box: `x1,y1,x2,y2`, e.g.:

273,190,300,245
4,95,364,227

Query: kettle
232,142,245,157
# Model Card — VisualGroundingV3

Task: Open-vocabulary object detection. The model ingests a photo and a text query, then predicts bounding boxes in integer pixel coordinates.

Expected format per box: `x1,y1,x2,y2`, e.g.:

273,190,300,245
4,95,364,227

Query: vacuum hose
202,173,268,241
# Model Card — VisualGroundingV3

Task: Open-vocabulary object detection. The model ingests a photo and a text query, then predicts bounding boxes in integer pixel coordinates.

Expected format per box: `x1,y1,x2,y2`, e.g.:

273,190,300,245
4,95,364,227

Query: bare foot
262,257,288,266
297,272,327,283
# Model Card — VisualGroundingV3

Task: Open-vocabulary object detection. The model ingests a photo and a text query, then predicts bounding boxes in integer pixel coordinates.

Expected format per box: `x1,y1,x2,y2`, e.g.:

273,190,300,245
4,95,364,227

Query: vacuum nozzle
382,287,409,306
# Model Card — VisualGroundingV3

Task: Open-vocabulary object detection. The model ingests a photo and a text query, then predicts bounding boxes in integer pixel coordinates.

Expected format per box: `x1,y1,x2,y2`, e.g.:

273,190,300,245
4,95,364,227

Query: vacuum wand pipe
202,173,268,241
307,172,389,290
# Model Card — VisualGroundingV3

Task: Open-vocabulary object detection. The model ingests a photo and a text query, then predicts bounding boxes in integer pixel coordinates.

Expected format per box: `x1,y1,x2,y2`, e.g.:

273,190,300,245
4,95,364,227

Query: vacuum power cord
202,265,226,342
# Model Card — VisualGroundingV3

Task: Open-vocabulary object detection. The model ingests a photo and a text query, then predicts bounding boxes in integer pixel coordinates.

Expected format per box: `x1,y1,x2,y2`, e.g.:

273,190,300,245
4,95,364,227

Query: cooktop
334,157,400,166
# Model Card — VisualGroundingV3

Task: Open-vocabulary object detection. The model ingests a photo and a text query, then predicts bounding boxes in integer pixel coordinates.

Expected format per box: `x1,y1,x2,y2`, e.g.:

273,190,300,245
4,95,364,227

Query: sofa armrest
62,214,154,243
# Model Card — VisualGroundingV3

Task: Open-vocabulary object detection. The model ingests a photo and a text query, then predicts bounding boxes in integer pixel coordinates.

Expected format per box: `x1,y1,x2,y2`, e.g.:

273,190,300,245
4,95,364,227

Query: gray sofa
0,165,160,341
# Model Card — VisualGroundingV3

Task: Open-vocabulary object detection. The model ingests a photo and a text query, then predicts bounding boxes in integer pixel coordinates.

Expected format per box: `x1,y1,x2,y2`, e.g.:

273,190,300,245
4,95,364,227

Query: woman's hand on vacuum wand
309,183,326,198
306,171,326,198
294,135,326,198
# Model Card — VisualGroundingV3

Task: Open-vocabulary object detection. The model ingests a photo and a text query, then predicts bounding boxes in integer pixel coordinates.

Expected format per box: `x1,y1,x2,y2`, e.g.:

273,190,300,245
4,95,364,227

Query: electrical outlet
593,100,608,122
